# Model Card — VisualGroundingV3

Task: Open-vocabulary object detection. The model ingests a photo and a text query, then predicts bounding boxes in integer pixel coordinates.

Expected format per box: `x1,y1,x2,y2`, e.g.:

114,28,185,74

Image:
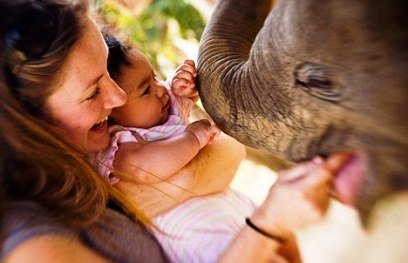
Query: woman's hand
250,153,351,240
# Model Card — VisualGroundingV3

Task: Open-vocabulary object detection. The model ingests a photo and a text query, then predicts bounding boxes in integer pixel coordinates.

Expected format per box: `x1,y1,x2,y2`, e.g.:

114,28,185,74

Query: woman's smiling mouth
91,116,108,131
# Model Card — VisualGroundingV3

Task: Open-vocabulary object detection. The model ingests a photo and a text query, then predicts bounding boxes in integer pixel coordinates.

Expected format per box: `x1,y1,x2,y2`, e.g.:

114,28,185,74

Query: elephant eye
294,62,344,102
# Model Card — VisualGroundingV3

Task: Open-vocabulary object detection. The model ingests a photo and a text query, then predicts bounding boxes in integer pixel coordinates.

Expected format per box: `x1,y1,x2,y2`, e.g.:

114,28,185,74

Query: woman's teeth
92,116,108,130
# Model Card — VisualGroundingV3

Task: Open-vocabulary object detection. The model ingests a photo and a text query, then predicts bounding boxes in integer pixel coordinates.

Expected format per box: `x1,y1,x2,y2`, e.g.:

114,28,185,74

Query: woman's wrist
249,208,291,242
245,218,288,243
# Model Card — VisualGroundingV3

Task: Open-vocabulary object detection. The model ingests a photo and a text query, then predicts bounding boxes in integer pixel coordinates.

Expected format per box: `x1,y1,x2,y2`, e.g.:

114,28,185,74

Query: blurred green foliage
97,0,206,79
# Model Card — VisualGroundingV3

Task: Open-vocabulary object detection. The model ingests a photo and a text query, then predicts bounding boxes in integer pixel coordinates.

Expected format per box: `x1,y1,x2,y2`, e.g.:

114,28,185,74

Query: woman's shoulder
3,234,108,263
84,206,167,262
0,201,76,261
1,201,167,263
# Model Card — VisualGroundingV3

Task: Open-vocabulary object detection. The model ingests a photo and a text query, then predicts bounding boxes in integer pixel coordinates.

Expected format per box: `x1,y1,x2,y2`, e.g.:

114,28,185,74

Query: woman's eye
85,87,100,102
142,86,151,96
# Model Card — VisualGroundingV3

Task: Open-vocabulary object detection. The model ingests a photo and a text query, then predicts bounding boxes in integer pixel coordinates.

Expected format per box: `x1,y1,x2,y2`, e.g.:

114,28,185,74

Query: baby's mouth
162,101,170,112
91,116,108,131
162,96,171,114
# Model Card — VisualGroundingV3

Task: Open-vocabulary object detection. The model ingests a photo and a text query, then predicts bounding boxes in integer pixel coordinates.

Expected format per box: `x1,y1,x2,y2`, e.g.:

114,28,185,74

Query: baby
95,35,256,262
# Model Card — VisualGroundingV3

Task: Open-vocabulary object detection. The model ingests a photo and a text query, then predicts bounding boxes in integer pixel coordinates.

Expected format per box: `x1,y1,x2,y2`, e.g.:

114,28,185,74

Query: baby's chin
158,116,169,126
159,108,170,124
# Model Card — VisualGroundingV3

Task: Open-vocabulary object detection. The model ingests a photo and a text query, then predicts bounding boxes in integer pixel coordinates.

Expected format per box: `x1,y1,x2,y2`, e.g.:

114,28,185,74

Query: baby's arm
171,60,199,103
113,120,220,184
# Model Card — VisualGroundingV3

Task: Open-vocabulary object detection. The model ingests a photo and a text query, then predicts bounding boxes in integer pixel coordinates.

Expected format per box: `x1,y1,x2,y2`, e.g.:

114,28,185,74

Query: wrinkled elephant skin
197,0,408,221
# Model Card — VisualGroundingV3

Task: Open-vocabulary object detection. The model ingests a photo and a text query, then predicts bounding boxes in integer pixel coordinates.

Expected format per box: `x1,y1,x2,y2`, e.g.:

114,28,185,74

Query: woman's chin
87,122,110,153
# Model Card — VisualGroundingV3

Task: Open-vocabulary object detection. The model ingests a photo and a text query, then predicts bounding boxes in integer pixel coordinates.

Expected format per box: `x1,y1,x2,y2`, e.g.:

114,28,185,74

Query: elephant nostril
294,62,344,102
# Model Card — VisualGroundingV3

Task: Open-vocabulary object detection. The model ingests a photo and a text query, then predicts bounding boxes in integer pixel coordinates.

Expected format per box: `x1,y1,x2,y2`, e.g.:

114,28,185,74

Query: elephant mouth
331,150,368,207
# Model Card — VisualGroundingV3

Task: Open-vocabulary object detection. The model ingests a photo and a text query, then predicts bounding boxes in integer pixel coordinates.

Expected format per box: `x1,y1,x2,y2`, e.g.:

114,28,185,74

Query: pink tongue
332,151,367,206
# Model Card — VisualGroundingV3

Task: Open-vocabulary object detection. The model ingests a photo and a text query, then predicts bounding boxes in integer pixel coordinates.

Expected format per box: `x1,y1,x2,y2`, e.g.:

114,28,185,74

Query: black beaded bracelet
245,218,287,243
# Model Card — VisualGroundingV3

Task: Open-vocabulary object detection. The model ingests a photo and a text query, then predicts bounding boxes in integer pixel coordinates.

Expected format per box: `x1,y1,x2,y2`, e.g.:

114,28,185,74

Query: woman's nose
102,78,127,109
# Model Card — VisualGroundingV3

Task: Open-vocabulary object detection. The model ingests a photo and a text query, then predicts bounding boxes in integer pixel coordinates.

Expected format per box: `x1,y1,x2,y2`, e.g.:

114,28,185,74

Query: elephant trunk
198,0,325,160
197,0,270,135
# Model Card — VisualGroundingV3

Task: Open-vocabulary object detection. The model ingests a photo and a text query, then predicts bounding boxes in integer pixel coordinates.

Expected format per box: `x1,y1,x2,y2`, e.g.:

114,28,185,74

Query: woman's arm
4,236,108,263
220,153,352,262
218,225,288,263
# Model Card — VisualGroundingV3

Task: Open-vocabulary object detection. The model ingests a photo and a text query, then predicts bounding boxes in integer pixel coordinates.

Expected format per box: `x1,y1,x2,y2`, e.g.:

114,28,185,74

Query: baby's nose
161,93,169,106
155,86,166,97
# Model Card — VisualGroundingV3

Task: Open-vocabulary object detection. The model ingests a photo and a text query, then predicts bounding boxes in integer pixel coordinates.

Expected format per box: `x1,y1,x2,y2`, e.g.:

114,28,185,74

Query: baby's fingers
210,125,221,134
207,125,221,144
183,59,195,67
133,133,147,145
172,82,197,99
173,78,195,89
175,60,196,77
173,70,195,83
172,78,196,94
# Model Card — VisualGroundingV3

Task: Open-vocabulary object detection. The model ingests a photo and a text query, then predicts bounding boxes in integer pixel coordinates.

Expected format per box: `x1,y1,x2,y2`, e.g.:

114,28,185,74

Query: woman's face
46,17,126,154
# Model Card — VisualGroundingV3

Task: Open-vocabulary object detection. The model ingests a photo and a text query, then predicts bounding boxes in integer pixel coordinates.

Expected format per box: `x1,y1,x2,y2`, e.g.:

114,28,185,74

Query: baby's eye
142,86,151,96
84,87,100,102
153,73,158,82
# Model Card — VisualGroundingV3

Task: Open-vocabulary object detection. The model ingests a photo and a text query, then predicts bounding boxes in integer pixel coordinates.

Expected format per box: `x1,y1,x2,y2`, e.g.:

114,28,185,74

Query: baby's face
111,50,170,128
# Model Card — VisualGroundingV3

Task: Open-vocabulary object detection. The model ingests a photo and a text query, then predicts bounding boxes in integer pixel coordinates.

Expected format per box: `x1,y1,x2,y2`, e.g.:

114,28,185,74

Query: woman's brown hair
0,0,143,227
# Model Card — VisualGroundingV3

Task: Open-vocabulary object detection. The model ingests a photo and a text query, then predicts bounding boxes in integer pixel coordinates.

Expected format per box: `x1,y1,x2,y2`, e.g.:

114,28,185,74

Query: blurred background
94,1,372,262
95,0,210,78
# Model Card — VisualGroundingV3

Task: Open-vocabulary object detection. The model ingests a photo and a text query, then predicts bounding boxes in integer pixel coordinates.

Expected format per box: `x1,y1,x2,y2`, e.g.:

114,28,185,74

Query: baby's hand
171,60,198,99
186,119,220,148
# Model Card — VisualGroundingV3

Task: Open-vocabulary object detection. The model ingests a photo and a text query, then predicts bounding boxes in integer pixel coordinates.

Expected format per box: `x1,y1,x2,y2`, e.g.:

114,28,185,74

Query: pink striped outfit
95,81,255,262
152,189,255,263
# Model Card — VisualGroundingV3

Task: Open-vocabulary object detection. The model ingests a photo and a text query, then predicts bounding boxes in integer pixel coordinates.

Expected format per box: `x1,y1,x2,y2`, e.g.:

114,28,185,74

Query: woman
0,1,165,262
0,0,346,262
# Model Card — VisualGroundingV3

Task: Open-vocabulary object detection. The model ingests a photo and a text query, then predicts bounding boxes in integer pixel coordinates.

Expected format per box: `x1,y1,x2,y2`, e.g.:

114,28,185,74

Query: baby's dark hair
104,34,133,80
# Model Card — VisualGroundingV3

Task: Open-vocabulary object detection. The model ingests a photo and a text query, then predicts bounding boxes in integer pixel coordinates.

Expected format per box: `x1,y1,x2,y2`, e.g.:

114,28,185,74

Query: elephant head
197,0,408,221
